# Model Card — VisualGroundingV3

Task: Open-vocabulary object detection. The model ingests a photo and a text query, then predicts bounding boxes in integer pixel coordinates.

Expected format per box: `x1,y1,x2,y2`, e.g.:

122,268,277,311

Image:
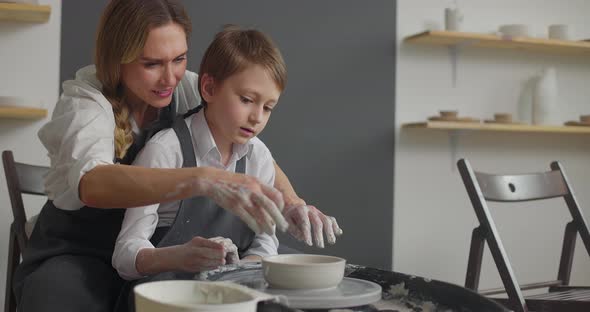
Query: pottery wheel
198,263,382,309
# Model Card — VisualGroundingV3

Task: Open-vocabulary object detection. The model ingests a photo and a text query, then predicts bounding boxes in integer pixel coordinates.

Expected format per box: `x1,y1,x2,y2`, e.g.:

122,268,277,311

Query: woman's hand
170,167,289,235
282,203,343,248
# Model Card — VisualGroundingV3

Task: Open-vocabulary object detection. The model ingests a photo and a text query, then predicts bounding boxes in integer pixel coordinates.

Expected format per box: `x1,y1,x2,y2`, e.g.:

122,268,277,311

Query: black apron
12,100,177,312
115,108,255,311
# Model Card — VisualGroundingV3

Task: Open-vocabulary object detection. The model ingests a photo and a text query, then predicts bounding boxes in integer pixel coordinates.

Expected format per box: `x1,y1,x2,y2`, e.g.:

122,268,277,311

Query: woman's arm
80,164,288,234
273,160,305,207
80,164,226,208
272,160,344,248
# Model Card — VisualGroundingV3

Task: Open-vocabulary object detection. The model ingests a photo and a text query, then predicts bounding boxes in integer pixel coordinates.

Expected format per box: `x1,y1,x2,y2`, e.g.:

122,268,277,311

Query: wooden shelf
402,121,590,134
0,2,51,23
404,31,590,55
0,106,47,120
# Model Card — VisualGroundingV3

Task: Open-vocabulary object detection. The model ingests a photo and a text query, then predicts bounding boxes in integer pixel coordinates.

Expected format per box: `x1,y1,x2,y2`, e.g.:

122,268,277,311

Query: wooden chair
2,150,48,312
457,158,590,312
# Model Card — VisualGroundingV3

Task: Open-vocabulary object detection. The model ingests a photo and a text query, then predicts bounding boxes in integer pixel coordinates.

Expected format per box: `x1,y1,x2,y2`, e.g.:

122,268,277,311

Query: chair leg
465,226,485,291
5,229,19,312
555,221,577,290
554,162,590,261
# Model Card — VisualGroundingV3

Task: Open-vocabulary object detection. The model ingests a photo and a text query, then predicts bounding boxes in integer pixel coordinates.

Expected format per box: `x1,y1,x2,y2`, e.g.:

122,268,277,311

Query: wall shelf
402,121,590,134
0,107,47,120
0,2,51,23
404,31,590,55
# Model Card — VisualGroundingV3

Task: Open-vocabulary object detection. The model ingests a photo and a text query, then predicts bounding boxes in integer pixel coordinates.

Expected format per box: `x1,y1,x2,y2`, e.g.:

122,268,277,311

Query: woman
13,1,341,311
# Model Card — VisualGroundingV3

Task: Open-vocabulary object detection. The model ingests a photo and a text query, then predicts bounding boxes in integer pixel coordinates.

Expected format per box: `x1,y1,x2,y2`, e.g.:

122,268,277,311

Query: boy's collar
191,109,253,161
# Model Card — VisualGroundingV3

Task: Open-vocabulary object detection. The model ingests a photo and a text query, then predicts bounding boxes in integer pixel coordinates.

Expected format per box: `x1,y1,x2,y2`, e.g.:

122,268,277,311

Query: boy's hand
209,236,239,264
283,204,343,248
172,236,227,272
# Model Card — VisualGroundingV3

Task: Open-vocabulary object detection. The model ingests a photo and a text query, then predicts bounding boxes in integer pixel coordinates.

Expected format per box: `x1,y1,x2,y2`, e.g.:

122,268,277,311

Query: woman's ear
200,73,216,102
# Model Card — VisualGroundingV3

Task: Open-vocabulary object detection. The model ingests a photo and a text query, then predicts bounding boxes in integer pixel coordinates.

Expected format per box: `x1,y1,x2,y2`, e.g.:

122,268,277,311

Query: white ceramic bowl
498,24,531,37
134,280,274,312
262,254,346,289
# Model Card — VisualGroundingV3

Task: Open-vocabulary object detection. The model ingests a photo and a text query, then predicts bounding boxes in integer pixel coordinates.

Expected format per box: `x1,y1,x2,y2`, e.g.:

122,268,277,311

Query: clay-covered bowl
262,254,346,289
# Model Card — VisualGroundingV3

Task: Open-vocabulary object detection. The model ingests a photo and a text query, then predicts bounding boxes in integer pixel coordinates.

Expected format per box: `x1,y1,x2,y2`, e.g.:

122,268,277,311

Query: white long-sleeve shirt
112,109,279,280
38,65,200,211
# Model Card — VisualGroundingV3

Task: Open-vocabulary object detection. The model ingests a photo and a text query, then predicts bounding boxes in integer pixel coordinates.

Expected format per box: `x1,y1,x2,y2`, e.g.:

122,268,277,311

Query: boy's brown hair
198,25,287,104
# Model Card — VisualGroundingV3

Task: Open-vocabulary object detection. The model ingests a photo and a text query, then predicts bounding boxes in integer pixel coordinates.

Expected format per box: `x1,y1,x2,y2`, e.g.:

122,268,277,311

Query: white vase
517,76,536,124
532,67,561,125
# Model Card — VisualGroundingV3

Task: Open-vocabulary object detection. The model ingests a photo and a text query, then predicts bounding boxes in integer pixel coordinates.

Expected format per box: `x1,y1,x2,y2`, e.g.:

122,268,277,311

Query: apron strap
172,112,198,168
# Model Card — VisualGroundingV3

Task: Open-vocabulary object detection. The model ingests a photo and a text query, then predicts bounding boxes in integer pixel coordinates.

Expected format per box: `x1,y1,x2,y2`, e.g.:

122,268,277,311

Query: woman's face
121,22,188,110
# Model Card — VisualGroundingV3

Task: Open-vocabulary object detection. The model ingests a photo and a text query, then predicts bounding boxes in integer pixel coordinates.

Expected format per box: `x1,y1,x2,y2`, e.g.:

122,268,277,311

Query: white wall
0,0,61,307
395,0,590,292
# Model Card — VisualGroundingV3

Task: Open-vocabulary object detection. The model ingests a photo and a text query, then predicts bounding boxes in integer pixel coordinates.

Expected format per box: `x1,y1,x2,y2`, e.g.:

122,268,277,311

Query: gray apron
115,107,255,311
13,99,178,312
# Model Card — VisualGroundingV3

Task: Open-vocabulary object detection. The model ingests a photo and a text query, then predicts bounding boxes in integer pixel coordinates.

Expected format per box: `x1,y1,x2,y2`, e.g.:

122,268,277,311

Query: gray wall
61,0,396,269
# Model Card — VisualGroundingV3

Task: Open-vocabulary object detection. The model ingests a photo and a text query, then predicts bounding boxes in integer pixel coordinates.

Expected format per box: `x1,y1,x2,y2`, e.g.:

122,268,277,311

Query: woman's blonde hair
198,25,287,104
95,0,191,159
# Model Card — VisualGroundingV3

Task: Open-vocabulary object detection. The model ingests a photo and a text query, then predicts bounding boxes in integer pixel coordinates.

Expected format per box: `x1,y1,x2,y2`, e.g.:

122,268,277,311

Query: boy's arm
242,232,279,261
112,203,160,280
111,138,179,280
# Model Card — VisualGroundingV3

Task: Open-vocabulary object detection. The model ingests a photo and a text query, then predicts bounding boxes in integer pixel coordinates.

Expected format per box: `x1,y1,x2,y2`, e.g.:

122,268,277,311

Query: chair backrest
3,150,49,312
457,158,590,312
474,170,568,202
2,150,49,250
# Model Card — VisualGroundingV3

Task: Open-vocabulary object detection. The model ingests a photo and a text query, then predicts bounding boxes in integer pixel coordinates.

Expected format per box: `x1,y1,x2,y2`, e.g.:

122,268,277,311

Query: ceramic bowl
134,280,274,312
439,110,458,119
498,24,530,37
494,113,512,123
262,254,346,289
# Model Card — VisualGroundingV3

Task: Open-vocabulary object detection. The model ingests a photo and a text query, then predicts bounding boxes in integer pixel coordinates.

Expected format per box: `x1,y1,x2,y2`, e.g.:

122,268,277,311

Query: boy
112,25,287,280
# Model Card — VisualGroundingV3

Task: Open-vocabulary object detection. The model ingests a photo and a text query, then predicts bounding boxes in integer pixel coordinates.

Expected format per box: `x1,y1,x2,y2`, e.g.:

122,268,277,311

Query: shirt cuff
112,239,154,280
242,234,279,258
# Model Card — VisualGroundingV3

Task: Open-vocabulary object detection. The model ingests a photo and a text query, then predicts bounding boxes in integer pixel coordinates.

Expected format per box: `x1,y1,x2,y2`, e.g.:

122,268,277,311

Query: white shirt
38,65,200,211
112,109,279,280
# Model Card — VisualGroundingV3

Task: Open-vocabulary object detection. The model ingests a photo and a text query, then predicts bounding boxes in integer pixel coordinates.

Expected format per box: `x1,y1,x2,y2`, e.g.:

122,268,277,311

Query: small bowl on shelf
493,113,512,123
439,110,458,119
498,24,531,38
262,254,346,290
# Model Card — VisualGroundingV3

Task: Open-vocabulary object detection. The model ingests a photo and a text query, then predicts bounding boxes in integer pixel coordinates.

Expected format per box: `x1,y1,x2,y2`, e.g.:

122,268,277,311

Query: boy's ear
200,73,216,102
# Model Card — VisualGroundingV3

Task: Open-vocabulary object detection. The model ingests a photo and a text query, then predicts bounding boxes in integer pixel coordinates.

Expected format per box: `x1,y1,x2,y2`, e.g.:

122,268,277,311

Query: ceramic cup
548,24,572,40
444,8,463,31
498,24,530,38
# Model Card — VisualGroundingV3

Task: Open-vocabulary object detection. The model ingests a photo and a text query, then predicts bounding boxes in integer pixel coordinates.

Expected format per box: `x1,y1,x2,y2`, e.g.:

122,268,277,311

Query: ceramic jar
532,67,561,125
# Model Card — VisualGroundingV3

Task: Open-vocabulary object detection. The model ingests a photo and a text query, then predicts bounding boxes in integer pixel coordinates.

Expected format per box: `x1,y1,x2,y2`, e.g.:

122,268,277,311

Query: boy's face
202,64,281,148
